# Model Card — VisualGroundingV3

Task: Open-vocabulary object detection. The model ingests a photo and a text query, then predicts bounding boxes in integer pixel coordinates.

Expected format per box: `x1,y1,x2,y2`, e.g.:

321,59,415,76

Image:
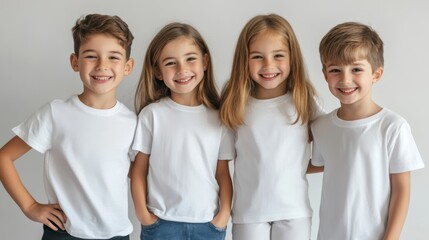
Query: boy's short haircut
319,22,384,71
72,13,134,59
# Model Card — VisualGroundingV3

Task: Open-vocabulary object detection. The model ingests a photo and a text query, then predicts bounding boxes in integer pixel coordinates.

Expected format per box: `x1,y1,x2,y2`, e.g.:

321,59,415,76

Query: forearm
130,153,152,222
0,137,36,213
0,158,37,211
215,161,232,218
383,172,410,240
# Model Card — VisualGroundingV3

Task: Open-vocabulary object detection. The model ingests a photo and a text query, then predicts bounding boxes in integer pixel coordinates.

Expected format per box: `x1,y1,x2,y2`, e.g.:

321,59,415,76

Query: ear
124,58,134,76
70,53,79,72
154,66,163,80
203,53,209,71
372,67,384,84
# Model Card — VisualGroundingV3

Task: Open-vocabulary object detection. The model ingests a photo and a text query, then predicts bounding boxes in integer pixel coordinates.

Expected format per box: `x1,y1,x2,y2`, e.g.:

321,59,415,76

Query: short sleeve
388,122,424,173
218,125,235,161
12,103,53,153
311,138,324,167
131,109,153,155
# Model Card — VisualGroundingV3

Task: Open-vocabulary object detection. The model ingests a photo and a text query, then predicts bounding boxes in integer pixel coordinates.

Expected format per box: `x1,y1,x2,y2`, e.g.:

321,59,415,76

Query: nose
262,58,273,70
340,71,352,83
96,58,108,71
177,62,189,75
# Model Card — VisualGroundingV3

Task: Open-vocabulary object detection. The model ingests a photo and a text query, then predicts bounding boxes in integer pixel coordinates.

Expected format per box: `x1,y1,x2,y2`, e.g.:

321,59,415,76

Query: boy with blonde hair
311,22,424,240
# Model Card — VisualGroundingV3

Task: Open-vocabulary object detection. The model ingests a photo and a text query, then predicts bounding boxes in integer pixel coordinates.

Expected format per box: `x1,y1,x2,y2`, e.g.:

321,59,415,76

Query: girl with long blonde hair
220,14,322,240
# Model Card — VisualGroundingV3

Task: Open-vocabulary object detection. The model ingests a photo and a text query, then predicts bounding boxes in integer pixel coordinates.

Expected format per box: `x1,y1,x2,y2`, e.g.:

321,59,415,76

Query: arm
0,136,66,230
129,152,158,225
383,172,411,240
211,160,233,228
306,161,324,174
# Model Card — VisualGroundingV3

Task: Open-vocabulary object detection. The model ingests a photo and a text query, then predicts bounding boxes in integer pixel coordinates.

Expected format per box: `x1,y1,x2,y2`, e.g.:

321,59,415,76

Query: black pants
42,225,130,240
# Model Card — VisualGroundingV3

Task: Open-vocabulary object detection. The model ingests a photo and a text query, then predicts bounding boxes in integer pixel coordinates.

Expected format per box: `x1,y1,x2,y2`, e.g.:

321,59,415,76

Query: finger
50,210,66,230
48,213,65,231
50,208,66,224
43,219,59,231
50,203,62,211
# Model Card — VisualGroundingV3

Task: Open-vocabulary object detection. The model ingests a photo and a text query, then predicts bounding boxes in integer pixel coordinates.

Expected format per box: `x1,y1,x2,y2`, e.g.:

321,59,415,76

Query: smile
92,76,112,81
338,87,358,93
174,76,193,84
260,73,280,79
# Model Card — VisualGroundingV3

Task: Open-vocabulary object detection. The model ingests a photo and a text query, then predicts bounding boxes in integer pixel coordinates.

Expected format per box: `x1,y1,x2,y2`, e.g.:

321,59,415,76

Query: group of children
0,12,424,240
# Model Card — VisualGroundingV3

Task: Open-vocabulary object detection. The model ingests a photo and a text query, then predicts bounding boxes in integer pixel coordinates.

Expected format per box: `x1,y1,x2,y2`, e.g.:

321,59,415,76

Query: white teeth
175,77,192,82
261,73,277,78
340,88,357,93
93,76,110,81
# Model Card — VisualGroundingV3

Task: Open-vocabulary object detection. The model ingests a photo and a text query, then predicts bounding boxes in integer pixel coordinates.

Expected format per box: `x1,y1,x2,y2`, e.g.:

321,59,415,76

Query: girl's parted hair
134,23,219,113
220,14,316,130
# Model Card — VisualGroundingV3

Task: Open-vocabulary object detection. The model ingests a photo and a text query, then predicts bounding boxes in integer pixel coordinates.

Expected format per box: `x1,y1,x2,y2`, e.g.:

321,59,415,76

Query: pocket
141,218,161,229
208,221,227,232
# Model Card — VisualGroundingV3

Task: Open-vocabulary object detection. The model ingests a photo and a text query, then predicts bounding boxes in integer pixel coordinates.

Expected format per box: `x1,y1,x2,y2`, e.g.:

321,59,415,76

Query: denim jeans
41,225,130,240
140,219,226,240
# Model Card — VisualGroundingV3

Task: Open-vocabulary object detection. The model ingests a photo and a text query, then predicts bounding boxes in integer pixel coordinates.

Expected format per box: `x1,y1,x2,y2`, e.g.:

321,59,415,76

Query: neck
78,93,117,109
254,81,287,99
337,101,382,121
170,92,201,106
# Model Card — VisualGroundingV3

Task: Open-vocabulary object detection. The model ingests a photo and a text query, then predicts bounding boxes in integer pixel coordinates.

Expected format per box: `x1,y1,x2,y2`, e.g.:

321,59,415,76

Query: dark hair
72,13,134,59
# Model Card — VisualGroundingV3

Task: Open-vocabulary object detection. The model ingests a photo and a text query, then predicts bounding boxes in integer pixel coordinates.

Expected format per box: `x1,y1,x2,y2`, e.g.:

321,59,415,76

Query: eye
164,61,176,67
109,56,121,60
250,55,262,60
352,68,363,72
84,55,97,59
328,68,340,73
274,54,285,58
187,57,197,62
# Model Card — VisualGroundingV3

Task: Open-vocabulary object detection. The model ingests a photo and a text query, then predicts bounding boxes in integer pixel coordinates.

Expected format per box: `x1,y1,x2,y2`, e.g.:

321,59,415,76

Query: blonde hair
319,22,384,71
220,14,316,130
135,23,219,113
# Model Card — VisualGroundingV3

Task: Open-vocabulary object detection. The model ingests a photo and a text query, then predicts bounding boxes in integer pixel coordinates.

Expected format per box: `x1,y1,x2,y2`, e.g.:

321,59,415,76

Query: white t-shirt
13,95,136,239
311,108,424,240
132,97,235,223
232,94,319,223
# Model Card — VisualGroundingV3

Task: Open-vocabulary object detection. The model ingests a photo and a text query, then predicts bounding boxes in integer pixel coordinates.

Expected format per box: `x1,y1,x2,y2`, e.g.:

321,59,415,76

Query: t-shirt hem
66,225,133,239
232,211,312,224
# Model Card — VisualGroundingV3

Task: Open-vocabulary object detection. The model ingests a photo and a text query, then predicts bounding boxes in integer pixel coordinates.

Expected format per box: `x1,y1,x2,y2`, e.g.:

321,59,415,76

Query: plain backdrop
0,0,427,239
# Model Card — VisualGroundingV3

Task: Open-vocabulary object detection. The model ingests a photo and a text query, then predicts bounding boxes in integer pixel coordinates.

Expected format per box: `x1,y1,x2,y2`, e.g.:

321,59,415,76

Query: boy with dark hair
0,13,135,239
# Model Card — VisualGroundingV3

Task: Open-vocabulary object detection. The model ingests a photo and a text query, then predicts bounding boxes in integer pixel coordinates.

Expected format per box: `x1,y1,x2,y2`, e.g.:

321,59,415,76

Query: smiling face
323,59,383,113
70,33,133,106
248,30,291,99
157,36,208,105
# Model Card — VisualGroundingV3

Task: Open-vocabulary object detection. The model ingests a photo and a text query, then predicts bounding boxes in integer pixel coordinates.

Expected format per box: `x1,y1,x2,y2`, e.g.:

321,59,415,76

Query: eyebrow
326,61,366,68
249,49,288,54
160,52,199,63
81,49,124,55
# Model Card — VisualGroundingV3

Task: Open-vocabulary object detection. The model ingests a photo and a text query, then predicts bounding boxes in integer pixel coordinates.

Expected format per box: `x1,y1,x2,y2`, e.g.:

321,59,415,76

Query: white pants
232,217,311,240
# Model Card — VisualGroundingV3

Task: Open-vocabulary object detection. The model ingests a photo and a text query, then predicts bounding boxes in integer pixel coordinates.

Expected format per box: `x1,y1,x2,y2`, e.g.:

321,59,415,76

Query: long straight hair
135,23,219,113
220,14,316,130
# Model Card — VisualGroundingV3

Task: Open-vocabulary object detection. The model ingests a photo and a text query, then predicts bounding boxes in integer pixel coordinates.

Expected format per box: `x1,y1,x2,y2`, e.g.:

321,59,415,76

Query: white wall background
0,0,427,239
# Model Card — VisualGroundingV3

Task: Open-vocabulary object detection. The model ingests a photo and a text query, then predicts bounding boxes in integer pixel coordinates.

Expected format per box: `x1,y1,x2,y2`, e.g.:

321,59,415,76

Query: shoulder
138,98,165,117
116,101,137,118
312,109,335,126
377,108,412,136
